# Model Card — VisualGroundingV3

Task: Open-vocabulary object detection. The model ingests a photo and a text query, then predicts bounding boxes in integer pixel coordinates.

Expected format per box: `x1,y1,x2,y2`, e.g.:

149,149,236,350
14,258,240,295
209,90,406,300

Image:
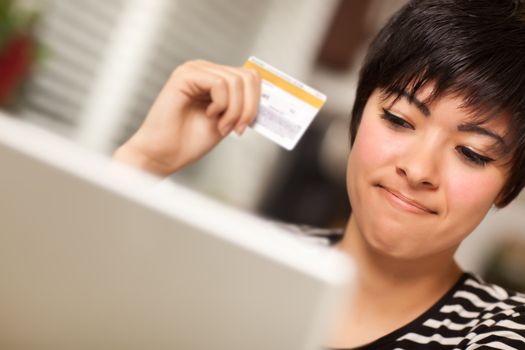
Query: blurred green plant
0,0,41,106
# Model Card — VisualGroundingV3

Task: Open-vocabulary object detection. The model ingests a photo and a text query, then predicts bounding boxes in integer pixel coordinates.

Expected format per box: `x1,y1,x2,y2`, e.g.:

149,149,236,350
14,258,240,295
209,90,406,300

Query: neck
325,215,463,347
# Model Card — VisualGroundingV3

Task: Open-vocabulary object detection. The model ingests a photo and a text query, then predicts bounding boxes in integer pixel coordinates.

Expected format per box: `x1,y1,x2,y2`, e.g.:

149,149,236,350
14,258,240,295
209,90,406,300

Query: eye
381,109,414,130
456,146,494,167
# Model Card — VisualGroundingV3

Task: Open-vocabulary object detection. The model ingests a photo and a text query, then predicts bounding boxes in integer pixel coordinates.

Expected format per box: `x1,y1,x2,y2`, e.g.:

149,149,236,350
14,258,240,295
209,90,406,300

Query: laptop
0,112,352,350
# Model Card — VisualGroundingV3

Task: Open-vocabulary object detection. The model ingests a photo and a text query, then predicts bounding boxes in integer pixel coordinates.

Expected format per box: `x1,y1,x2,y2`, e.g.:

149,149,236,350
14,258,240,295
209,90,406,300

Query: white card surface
243,56,327,150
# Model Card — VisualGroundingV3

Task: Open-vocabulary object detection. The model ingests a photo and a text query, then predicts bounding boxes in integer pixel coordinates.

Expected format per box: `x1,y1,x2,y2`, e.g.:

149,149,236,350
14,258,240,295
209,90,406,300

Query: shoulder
394,273,525,348
458,273,525,316
455,273,525,348
270,221,344,246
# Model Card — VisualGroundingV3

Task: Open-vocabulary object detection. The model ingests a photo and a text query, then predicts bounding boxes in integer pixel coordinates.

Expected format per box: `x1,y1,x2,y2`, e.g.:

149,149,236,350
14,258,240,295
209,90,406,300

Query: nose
396,139,440,190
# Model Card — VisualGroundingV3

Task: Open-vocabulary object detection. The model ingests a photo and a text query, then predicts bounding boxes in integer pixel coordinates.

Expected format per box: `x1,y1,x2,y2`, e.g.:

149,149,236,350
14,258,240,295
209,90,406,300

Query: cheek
446,166,503,214
351,117,403,171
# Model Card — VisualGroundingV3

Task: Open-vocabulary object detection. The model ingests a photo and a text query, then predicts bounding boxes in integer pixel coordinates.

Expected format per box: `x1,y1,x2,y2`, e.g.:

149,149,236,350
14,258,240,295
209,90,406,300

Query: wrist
112,143,175,177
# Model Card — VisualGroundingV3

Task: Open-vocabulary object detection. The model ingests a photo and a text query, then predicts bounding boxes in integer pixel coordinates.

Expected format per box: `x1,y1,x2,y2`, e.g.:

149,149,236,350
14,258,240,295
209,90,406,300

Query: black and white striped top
280,223,525,350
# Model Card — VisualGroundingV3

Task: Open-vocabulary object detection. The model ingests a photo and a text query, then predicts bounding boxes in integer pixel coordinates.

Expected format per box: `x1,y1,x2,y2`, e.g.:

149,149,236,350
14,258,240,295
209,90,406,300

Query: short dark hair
350,0,525,207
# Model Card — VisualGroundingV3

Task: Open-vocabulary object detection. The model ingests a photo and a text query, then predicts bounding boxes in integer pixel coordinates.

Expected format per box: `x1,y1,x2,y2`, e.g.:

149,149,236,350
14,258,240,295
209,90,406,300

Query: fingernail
236,123,247,135
220,123,233,136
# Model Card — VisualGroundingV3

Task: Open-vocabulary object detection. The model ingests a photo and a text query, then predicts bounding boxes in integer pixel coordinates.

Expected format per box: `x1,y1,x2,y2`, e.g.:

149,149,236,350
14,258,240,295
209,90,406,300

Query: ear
493,190,506,208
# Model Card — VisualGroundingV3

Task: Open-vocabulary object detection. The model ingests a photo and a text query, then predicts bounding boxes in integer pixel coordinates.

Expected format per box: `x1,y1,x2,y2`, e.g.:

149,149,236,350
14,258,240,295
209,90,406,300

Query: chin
362,220,422,259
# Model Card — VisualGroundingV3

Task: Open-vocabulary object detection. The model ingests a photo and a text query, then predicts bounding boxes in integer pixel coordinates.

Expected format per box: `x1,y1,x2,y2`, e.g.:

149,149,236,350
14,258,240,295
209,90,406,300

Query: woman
114,0,525,348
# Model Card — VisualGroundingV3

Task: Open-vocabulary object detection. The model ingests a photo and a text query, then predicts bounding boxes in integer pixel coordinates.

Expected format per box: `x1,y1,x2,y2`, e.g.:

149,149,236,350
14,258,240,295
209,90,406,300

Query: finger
231,67,261,135
199,65,245,136
170,62,229,119
205,77,229,120
205,81,229,120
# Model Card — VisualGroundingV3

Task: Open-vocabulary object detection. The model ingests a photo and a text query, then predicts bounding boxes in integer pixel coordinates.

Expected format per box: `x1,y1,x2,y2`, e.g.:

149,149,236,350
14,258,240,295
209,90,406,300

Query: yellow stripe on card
244,60,325,109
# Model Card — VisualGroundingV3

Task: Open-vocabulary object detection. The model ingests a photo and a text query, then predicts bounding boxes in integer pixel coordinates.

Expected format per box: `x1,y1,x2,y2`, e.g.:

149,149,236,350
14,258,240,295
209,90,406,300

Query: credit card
243,56,327,150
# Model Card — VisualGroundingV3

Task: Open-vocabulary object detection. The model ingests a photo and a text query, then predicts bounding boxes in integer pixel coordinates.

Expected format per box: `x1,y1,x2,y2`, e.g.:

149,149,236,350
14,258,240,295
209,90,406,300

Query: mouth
376,185,438,215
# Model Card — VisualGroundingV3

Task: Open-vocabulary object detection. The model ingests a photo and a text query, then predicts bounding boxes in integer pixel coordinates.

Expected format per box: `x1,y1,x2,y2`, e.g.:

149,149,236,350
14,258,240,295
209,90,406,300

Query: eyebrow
457,123,506,148
396,90,506,148
397,90,431,116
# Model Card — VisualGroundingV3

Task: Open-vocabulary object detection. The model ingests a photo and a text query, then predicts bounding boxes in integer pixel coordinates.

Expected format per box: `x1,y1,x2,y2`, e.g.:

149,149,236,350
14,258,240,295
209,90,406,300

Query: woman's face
346,87,509,259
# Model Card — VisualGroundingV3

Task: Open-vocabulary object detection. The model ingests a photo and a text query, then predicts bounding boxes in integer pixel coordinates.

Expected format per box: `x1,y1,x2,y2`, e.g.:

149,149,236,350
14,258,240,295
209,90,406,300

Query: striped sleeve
463,305,525,349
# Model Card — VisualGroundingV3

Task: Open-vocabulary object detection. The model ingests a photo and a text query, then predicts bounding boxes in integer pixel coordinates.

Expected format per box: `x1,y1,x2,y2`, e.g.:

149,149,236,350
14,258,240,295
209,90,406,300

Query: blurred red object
0,33,35,105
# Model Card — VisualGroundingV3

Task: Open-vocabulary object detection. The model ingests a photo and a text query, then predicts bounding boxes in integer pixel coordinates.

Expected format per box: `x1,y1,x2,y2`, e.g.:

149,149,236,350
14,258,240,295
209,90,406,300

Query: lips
377,185,437,215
